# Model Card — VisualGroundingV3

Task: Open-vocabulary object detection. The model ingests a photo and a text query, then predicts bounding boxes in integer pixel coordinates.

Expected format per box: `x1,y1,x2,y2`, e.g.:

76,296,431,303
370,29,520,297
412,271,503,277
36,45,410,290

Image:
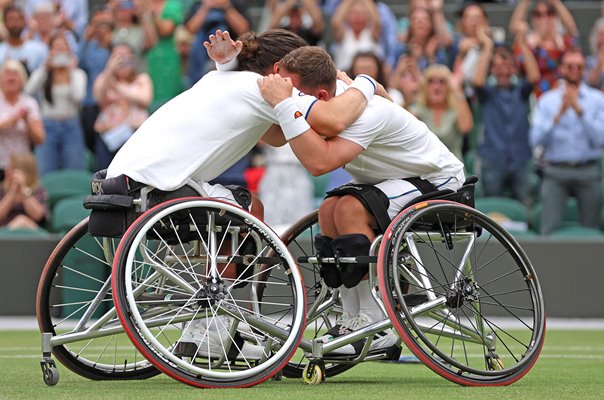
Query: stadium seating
49,195,90,234
40,169,92,210
474,197,535,236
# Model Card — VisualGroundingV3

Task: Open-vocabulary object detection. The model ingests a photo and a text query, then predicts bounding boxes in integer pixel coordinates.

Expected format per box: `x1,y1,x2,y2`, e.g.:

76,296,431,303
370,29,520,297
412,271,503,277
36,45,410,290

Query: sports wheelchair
36,175,545,388
279,176,545,386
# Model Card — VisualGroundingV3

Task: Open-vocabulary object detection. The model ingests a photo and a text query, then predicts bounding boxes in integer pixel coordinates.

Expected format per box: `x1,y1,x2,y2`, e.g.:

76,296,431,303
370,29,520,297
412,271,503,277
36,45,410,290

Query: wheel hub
446,278,479,308
196,280,226,307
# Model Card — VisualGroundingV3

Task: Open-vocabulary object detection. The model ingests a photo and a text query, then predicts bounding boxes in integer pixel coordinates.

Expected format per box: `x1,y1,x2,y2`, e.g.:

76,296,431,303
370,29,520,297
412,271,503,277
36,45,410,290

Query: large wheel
279,210,356,379
36,218,158,380
378,200,546,386
112,198,307,388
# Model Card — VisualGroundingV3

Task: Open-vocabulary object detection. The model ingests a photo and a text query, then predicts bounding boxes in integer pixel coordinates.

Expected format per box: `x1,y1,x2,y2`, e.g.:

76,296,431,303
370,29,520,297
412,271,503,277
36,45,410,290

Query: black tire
112,198,307,388
279,210,356,379
378,201,546,386
36,218,159,380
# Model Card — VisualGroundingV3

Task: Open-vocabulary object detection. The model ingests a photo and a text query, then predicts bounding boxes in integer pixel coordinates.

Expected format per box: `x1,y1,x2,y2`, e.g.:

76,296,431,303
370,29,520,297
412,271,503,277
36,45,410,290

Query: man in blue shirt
473,25,540,206
530,48,604,235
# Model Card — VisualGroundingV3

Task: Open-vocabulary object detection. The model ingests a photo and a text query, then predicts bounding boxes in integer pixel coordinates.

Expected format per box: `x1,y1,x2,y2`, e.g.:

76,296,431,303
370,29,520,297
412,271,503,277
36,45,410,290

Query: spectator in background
268,0,324,46
109,0,155,73
185,0,250,87
387,53,421,107
258,144,313,233
145,0,183,111
0,59,45,172
473,23,540,206
79,7,113,153
509,0,579,96
174,24,194,89
93,43,152,169
323,0,398,71
530,48,604,235
330,0,382,71
25,33,87,175
348,51,386,85
586,17,604,90
0,0,9,41
410,64,473,162
26,1,78,53
396,0,453,71
25,0,88,39
0,151,47,230
0,5,48,73
452,2,492,90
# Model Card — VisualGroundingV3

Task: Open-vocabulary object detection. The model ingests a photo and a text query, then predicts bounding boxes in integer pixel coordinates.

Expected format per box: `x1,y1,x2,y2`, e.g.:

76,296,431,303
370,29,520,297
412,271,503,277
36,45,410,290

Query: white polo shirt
107,71,280,191
295,82,465,186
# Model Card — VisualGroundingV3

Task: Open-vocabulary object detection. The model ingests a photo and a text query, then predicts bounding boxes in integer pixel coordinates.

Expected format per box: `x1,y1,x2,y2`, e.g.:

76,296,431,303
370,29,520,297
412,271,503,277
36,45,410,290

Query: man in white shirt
256,46,466,355
104,29,379,360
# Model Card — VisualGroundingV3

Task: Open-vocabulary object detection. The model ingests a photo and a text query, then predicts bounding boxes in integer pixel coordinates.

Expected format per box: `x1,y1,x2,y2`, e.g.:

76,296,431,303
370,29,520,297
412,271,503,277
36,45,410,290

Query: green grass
1,330,603,400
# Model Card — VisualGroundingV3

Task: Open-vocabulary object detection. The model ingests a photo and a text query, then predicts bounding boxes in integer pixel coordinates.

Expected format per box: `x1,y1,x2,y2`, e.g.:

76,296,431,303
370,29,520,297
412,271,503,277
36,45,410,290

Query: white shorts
352,175,465,219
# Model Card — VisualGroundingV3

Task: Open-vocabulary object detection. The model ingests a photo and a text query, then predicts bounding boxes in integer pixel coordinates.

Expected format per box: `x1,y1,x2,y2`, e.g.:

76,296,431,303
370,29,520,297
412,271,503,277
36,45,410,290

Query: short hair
236,29,307,75
279,46,337,93
3,4,25,19
560,47,584,64
1,59,28,86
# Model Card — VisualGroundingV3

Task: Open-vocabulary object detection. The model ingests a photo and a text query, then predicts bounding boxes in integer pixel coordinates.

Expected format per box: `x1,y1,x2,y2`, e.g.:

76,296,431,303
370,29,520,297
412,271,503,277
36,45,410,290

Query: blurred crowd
1,0,604,236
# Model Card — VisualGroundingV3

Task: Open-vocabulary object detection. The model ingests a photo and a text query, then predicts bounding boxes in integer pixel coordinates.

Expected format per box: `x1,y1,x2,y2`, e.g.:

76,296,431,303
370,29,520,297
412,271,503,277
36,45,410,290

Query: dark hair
279,46,337,93
236,29,307,75
349,51,385,86
560,47,584,63
44,33,71,105
457,1,487,19
3,4,25,19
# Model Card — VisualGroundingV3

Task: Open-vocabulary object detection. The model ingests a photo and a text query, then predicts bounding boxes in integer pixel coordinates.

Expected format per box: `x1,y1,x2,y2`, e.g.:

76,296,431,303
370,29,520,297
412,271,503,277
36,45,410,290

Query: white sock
357,280,385,323
337,285,359,322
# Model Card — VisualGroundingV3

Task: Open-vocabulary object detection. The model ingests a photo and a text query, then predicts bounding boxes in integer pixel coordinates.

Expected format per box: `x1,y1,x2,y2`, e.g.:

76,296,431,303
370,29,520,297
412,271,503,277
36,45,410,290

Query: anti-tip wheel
303,363,325,385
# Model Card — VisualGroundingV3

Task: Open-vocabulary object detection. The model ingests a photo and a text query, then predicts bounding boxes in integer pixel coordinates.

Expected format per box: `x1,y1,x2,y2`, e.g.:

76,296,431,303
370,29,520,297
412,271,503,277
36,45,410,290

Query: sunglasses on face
427,77,447,85
563,63,584,70
532,10,555,18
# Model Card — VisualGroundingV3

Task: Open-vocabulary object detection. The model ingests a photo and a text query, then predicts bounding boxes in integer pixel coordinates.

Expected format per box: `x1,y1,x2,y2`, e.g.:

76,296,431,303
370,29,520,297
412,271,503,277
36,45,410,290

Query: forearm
432,9,452,47
518,38,540,84
24,67,47,95
302,0,324,34
141,12,158,48
455,94,474,133
551,0,578,36
587,61,603,88
261,124,287,147
330,0,350,42
0,116,18,130
154,16,176,38
509,0,529,35
70,71,87,103
120,75,153,108
93,71,114,105
472,44,492,87
224,8,250,35
27,119,45,145
22,195,46,222
307,89,367,137
186,5,209,33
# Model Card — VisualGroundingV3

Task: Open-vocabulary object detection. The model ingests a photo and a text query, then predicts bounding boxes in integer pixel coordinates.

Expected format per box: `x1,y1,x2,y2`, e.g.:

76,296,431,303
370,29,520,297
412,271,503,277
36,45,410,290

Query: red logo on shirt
294,111,303,119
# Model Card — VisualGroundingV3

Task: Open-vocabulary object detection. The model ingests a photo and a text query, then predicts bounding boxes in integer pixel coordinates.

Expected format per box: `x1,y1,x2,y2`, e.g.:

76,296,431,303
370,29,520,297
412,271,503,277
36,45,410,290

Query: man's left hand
257,74,294,107
204,29,242,64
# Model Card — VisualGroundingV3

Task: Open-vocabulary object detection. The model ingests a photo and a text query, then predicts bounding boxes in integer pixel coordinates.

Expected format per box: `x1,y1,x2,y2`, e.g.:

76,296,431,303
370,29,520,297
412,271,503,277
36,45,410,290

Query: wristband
274,97,311,141
349,74,377,102
215,57,238,71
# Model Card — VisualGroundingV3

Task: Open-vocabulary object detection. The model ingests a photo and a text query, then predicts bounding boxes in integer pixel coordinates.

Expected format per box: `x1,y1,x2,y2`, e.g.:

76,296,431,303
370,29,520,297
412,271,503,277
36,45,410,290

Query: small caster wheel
272,370,283,381
302,362,324,385
486,352,504,370
41,360,59,386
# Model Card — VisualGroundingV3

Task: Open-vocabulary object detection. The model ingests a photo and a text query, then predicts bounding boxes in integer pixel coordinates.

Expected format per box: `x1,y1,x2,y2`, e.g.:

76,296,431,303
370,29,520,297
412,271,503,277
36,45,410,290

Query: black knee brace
314,234,342,288
331,234,371,289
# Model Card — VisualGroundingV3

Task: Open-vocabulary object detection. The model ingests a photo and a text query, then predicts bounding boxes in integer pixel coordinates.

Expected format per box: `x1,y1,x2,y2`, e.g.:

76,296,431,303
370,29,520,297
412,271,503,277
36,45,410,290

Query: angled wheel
279,210,356,379
378,200,545,386
112,198,307,388
36,218,158,380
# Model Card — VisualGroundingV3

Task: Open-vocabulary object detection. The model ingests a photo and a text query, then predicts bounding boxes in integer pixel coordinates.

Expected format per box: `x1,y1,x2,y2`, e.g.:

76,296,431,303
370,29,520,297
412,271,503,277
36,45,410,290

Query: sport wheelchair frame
37,178,545,388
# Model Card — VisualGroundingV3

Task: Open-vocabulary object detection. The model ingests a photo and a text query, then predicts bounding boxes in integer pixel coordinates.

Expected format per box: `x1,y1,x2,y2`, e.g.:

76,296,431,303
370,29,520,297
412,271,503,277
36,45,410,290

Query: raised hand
336,70,353,85
257,74,294,107
203,29,243,64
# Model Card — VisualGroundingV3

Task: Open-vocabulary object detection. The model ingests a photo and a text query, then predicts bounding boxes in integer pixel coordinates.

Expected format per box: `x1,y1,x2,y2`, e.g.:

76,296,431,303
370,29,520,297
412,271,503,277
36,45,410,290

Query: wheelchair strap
325,184,391,233
403,177,438,195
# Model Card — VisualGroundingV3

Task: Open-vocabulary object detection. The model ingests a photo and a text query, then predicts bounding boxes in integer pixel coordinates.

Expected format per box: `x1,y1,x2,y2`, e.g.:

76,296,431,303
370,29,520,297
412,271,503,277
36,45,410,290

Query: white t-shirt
295,81,465,185
107,70,280,191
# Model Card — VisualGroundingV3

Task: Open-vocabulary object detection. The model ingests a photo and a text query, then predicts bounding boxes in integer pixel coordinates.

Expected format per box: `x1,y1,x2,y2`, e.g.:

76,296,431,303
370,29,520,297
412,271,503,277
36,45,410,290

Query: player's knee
334,195,369,222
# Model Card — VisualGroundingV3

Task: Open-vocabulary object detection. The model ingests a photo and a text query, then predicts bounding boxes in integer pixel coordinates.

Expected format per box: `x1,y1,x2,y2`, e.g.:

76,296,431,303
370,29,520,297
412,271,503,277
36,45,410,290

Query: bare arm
509,0,530,36
364,0,381,41
430,0,452,47
587,50,604,88
330,0,352,43
450,74,473,133
289,134,364,176
301,0,324,36
221,1,250,35
472,27,494,88
550,0,578,36
268,0,296,29
186,1,210,33
306,90,368,137
26,117,45,145
515,24,541,84
261,124,287,147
